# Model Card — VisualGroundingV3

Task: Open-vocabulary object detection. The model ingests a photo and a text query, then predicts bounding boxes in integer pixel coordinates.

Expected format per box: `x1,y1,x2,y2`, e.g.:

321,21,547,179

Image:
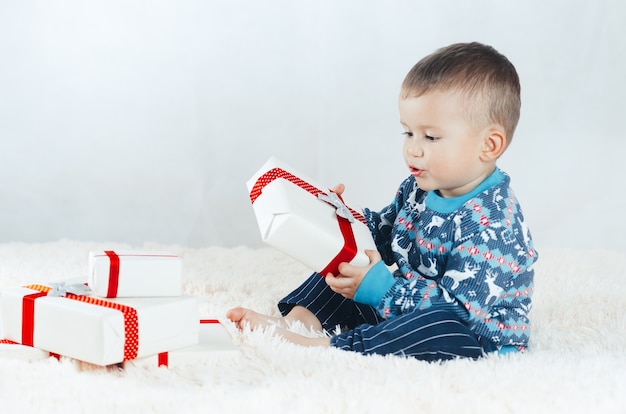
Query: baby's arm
324,177,406,295
363,178,417,266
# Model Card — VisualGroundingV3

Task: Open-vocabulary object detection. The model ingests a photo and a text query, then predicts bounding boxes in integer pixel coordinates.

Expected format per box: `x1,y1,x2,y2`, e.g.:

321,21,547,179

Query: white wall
1,0,625,251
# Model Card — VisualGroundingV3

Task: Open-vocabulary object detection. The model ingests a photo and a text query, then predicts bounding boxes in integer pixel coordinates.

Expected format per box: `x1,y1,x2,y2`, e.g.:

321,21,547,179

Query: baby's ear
480,128,507,161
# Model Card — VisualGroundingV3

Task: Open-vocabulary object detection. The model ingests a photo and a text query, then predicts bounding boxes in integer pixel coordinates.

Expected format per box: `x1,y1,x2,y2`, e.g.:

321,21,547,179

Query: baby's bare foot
226,307,283,330
226,307,331,348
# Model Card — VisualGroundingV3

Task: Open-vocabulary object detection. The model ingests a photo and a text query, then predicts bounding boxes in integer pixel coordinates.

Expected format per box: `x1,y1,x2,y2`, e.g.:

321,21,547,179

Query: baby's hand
325,249,381,299
330,183,345,195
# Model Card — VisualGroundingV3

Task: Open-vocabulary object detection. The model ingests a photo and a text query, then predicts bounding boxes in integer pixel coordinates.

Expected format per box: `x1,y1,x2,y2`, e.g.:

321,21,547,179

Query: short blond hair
401,42,521,143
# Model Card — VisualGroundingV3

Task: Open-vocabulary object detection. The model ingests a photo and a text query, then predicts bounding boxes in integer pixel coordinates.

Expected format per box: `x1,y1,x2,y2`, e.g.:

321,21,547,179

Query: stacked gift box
0,251,236,368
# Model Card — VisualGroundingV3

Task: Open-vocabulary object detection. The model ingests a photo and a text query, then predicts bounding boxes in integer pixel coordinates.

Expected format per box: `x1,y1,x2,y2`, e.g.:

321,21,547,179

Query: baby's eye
424,134,439,141
402,131,413,138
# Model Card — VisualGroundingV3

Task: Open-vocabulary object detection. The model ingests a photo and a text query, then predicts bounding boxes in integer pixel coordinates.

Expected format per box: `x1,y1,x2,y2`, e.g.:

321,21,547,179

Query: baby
228,42,537,361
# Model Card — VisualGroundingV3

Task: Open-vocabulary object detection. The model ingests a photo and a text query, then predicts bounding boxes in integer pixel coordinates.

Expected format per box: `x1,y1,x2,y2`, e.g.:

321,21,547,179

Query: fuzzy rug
0,241,625,413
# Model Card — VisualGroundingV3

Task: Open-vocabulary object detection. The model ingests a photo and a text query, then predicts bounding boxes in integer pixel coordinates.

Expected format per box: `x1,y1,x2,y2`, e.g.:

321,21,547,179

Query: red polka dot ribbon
22,284,139,361
249,167,366,276
249,167,367,225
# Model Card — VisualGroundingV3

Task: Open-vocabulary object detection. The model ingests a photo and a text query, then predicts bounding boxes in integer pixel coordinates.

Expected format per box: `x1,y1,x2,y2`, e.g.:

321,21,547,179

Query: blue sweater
354,168,537,350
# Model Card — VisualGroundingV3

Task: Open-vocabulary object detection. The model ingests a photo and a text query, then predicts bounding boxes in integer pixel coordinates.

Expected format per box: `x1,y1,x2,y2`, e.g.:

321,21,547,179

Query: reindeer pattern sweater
355,168,537,349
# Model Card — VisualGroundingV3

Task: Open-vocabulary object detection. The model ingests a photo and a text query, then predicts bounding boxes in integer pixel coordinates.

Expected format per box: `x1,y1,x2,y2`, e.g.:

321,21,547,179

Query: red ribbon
200,319,220,324
250,167,365,276
104,250,121,298
157,352,168,367
21,284,139,361
319,211,358,276
21,291,48,346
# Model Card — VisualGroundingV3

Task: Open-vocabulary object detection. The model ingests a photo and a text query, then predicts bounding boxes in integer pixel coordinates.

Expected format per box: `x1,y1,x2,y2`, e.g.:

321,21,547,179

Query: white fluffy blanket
1,241,625,413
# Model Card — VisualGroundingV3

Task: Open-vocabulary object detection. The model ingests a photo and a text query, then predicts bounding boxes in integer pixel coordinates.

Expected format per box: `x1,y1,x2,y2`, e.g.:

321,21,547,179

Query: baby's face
399,89,493,198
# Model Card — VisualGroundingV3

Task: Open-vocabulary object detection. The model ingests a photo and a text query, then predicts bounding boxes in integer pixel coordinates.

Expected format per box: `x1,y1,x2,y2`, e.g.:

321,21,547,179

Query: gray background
1,0,624,251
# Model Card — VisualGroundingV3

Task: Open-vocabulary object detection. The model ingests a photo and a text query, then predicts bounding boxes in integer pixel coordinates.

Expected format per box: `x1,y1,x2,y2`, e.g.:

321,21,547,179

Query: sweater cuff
353,261,396,308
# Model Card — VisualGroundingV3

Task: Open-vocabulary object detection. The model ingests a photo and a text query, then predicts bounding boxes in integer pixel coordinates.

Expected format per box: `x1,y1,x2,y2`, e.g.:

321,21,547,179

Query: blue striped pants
278,273,489,361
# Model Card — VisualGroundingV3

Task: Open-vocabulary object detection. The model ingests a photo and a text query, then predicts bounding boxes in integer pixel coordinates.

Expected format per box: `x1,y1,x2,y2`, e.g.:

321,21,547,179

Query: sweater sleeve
352,261,397,308
363,177,417,266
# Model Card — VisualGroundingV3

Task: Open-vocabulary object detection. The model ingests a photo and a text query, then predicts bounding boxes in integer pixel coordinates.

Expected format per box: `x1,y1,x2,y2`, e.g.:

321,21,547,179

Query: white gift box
247,156,376,275
0,284,198,366
88,250,182,298
0,340,55,361
123,319,237,368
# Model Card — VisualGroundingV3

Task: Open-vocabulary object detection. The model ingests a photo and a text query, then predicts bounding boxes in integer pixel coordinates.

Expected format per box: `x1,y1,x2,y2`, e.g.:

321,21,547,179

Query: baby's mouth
409,166,424,177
